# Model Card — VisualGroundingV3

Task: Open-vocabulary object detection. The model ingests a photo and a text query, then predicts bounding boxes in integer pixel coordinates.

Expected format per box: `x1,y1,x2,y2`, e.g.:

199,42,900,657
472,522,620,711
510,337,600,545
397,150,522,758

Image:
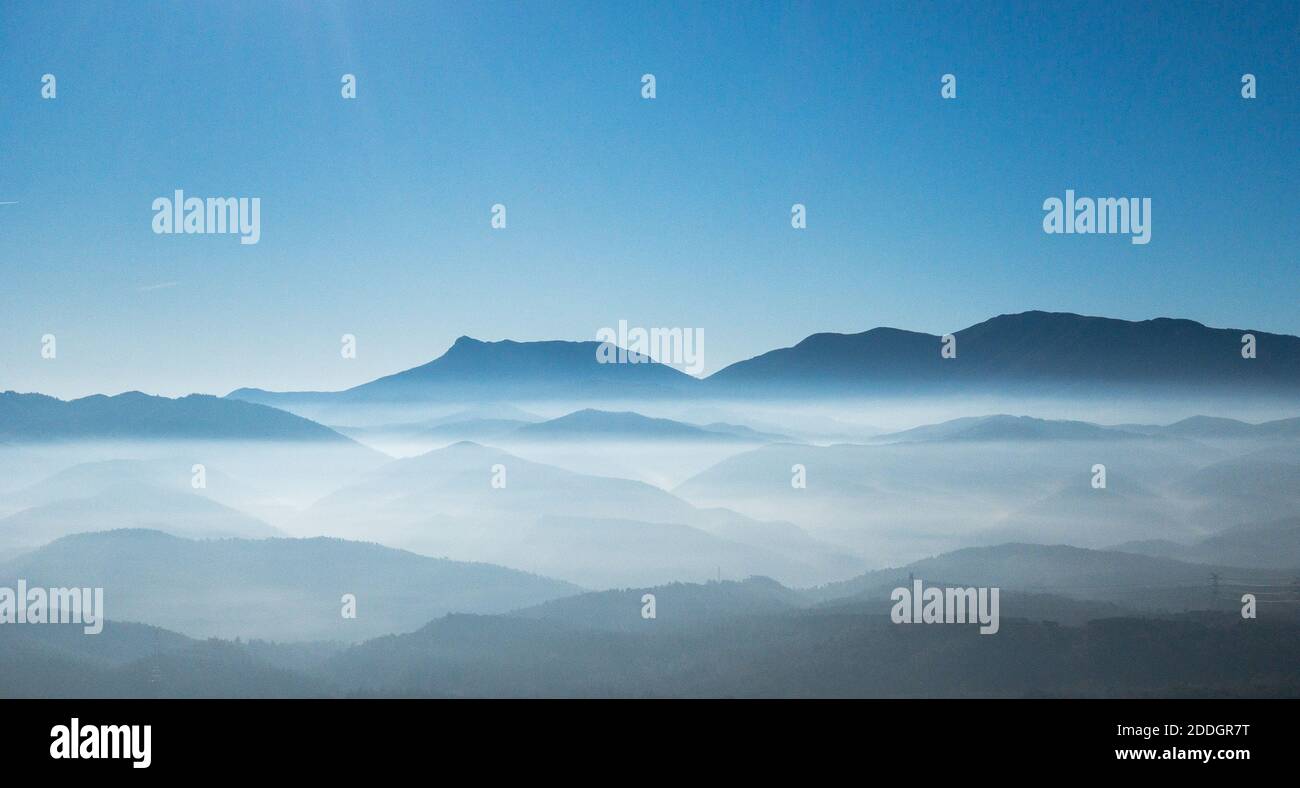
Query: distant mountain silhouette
298,441,857,587
1170,444,1300,531
0,458,262,518
0,529,580,641
989,478,1184,549
5,543,1299,698
1195,517,1300,569
419,403,544,426
0,482,282,551
512,576,805,632
20,604,1300,699
226,313,1300,408
809,542,1292,612
0,391,359,443
1111,517,1300,569
0,619,331,698
320,543,1300,697
421,418,532,441
1159,415,1265,437
510,409,756,442
871,414,1147,443
695,422,793,442
1124,415,1300,439
229,336,699,406
705,311,1300,396
338,417,530,447
672,421,1213,562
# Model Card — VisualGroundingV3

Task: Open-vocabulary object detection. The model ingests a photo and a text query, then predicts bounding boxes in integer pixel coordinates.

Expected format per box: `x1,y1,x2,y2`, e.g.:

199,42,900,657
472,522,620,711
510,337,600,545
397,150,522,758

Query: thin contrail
138,281,180,292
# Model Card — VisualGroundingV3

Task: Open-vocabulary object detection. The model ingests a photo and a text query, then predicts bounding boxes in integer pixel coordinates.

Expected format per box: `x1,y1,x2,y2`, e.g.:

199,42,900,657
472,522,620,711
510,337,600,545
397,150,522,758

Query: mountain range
0,391,361,443
6,531,1288,699
225,312,1300,409
0,482,282,551
507,409,762,442
294,440,860,587
0,529,580,641
1111,516,1300,569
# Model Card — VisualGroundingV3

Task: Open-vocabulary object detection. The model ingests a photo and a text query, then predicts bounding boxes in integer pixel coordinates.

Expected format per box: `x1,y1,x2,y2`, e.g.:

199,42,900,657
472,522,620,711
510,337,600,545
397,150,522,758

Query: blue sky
1,0,1296,398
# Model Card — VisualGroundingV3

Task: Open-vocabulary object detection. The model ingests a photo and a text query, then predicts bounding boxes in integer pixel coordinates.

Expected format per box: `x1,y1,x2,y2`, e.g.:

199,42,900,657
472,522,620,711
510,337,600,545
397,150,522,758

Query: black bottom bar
4,698,1288,775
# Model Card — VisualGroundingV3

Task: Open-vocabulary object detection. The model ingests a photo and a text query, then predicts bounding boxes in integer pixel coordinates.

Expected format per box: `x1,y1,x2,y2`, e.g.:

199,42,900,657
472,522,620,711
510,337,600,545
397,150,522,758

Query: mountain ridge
224,311,1300,407
0,391,365,444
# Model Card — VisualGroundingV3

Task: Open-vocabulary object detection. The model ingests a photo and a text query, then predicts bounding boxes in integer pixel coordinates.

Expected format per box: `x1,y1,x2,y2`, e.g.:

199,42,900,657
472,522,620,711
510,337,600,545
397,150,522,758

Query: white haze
0,395,1296,640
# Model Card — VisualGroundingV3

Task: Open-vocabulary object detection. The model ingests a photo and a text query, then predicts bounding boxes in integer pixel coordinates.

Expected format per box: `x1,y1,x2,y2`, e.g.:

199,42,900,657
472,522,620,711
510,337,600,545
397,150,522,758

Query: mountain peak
221,311,1300,407
709,311,1300,395
328,333,699,403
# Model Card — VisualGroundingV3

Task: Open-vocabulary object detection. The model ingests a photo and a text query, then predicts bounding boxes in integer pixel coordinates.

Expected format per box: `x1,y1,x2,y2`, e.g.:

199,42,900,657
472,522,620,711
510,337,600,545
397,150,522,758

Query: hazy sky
2,1,1296,399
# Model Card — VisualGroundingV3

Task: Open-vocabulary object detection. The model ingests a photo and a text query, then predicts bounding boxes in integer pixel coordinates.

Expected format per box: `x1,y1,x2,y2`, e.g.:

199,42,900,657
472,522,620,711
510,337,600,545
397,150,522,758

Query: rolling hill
0,529,581,641
0,391,363,443
296,441,860,587
509,409,756,442
0,483,283,551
